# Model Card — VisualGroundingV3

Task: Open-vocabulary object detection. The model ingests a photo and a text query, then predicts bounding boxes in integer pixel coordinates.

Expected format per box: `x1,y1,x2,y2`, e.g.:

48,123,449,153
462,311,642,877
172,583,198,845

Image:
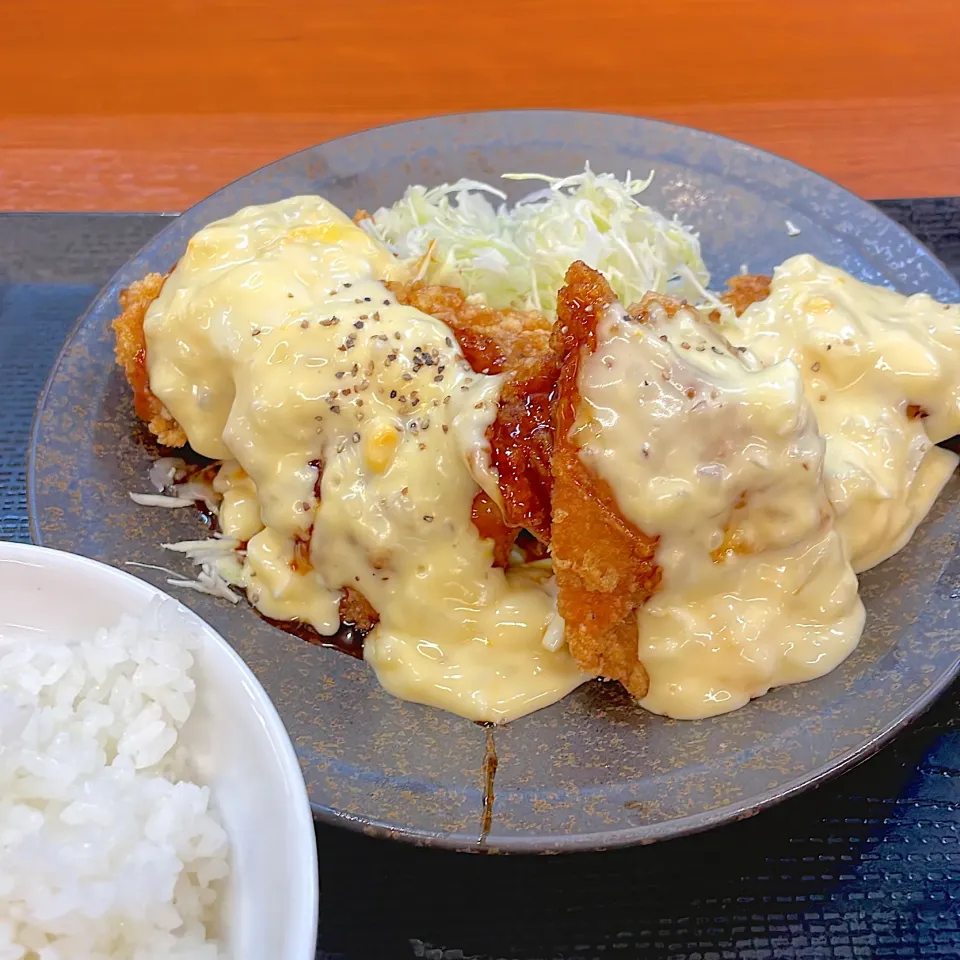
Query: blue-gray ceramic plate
28,111,960,852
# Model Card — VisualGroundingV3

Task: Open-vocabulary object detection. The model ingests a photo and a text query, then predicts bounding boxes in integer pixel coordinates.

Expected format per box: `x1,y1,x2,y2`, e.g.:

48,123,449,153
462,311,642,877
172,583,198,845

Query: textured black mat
1,201,958,960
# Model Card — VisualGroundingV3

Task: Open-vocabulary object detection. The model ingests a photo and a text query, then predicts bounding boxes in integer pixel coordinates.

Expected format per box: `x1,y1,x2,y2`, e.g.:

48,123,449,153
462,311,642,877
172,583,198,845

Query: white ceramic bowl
0,541,319,959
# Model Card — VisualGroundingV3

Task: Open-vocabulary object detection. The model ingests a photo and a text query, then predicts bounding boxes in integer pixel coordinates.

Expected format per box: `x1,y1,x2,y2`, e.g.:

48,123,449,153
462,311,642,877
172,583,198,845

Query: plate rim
26,108,960,853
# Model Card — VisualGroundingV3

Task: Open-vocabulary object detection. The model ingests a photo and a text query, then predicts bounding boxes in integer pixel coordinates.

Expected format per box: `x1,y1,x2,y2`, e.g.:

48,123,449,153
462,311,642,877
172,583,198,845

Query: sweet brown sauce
488,359,559,543
257,610,371,659
478,724,498,847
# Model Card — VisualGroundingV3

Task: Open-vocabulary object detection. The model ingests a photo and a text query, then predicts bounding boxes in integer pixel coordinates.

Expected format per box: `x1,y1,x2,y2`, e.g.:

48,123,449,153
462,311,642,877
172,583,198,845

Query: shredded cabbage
360,165,710,317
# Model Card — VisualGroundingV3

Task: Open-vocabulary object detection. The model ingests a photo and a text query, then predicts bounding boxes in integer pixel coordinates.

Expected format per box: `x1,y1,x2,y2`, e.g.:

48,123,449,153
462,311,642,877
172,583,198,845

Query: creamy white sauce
721,255,960,572
577,301,865,719
144,196,584,723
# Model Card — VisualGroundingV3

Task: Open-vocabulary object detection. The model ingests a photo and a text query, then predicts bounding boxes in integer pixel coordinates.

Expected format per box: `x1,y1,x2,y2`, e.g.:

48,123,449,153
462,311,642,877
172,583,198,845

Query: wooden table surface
2,0,959,211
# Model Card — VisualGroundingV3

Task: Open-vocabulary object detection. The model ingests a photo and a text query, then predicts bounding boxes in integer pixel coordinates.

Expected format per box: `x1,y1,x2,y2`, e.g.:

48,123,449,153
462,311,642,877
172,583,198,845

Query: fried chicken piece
720,274,771,315
486,351,560,543
390,279,556,544
388,280,551,376
627,291,688,319
340,586,379,632
550,262,662,698
471,490,518,567
114,272,532,634
111,273,187,448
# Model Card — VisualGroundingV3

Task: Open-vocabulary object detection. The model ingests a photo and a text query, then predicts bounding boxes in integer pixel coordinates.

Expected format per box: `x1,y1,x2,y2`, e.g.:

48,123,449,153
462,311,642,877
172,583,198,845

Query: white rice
0,600,229,959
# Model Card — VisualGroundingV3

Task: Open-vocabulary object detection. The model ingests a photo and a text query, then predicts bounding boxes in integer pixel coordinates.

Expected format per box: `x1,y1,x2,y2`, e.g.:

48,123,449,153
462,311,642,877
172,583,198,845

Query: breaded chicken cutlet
550,263,664,697
110,267,555,633
111,273,186,448
112,253,774,700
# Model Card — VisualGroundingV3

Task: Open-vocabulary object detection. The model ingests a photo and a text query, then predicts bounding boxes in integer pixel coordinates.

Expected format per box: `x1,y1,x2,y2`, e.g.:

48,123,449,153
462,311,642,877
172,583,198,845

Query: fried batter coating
720,274,772,315
111,274,187,448
471,490,518,567
390,279,557,544
487,352,560,543
388,280,551,376
114,271,538,635
551,262,662,698
340,586,379,632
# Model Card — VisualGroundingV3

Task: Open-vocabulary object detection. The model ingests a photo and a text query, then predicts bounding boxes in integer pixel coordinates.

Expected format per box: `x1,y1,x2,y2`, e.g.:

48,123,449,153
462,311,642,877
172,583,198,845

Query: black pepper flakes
335,371,345,379
353,320,364,329
389,389,397,399
320,317,339,327
352,432,361,443
330,405,340,414
442,424,449,433
402,373,413,381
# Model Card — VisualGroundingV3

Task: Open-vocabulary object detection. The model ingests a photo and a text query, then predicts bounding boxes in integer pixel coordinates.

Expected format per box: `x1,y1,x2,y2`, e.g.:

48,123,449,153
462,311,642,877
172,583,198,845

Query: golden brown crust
627,291,688,319
391,279,555,546
388,280,551,377
550,261,661,699
340,587,379,632
720,274,772,316
111,273,187,448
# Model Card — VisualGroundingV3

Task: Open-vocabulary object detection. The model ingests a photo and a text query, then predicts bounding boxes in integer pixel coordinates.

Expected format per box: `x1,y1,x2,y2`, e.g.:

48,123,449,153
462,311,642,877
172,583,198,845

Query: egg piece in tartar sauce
142,196,586,723
720,254,960,572
575,298,865,719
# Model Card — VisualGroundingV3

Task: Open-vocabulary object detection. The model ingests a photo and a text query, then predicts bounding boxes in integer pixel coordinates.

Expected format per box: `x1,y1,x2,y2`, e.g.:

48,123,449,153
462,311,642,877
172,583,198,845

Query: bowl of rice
0,541,319,959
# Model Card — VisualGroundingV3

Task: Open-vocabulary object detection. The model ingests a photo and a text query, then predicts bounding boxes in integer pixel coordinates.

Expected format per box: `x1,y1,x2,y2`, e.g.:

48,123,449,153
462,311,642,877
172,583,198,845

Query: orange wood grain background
1,0,958,210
